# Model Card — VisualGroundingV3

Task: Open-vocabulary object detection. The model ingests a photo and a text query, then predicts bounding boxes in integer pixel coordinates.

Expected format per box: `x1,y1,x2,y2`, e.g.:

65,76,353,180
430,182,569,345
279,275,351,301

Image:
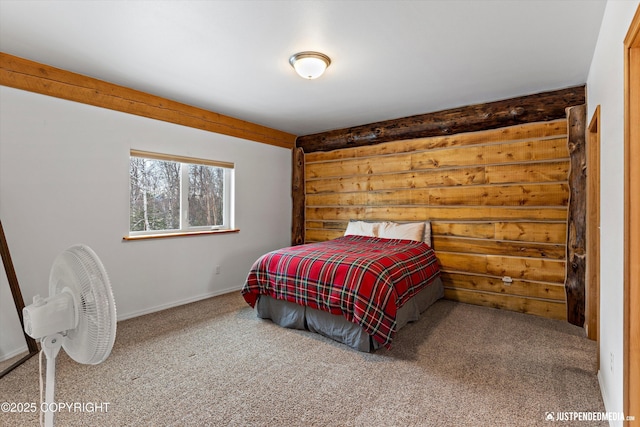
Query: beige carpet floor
1,292,606,426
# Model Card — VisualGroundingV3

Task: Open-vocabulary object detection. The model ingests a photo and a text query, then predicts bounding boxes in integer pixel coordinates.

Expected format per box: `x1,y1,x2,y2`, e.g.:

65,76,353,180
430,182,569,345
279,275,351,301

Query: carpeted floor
1,292,606,426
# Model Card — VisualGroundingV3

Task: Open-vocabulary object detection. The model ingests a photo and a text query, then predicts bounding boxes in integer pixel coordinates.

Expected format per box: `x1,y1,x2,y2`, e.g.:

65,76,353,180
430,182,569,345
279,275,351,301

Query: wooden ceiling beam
297,85,586,153
0,52,296,149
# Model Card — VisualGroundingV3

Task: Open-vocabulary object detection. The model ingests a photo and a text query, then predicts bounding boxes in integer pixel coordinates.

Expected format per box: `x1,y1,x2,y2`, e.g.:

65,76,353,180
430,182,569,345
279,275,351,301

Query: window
129,150,234,237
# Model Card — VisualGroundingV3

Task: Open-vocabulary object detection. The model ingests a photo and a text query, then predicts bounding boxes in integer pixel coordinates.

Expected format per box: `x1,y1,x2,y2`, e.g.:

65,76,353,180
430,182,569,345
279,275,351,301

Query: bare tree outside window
129,155,230,233
130,158,180,231
188,165,224,227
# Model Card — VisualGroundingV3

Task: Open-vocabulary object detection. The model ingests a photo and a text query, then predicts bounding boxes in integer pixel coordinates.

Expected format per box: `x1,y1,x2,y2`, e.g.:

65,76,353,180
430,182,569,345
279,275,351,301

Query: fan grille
49,245,117,365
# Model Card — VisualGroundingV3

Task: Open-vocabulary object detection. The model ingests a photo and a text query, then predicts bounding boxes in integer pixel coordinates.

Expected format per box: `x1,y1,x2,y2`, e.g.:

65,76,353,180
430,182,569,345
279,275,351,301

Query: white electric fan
22,244,117,427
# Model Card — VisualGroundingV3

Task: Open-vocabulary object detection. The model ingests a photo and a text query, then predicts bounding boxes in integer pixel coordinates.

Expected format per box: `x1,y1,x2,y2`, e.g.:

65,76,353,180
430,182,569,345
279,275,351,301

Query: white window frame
128,149,235,238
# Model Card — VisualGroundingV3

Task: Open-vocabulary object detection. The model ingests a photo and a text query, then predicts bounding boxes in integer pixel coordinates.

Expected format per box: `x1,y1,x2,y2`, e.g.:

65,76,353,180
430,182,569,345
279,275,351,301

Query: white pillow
423,221,432,246
344,220,379,237
378,221,425,242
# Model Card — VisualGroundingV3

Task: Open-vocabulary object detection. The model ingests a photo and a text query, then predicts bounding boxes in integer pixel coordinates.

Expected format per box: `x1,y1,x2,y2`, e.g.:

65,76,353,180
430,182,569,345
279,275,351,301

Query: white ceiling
0,0,606,137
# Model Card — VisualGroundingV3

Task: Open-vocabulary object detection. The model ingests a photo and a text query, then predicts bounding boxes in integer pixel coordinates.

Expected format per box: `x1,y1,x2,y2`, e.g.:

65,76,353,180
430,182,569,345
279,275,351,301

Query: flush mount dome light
289,51,331,79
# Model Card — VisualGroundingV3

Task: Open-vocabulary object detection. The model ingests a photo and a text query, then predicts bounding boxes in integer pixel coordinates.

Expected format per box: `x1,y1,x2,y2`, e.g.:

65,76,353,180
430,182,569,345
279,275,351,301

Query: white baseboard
598,369,622,427
1,287,243,362
116,286,242,321
0,345,29,363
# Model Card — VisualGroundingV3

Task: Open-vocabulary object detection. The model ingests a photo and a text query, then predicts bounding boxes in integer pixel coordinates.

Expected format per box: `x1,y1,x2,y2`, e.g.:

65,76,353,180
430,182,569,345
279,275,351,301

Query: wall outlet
215,265,221,275
610,352,614,373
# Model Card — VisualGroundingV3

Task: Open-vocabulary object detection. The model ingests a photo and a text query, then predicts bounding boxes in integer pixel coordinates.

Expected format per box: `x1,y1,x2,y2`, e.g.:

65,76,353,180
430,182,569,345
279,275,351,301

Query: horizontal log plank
427,183,568,207
306,167,485,194
410,138,568,170
306,153,413,179
431,222,496,239
306,138,568,179
307,221,347,230
297,87,582,153
495,222,567,243
306,221,325,229
306,160,568,195
431,221,567,243
306,183,568,208
306,206,568,222
306,220,568,244
485,161,570,184
432,236,566,259
305,228,345,242
443,288,567,320
486,254,566,283
304,119,568,162
437,252,488,273
440,271,566,301
437,252,566,283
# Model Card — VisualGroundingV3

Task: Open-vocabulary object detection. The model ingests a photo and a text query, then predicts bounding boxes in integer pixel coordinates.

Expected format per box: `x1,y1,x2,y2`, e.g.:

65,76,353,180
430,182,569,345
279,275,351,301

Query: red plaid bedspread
242,235,440,348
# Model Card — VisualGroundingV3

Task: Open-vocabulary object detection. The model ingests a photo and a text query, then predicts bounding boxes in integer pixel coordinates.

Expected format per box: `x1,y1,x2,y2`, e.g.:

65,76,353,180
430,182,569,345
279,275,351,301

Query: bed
241,221,443,352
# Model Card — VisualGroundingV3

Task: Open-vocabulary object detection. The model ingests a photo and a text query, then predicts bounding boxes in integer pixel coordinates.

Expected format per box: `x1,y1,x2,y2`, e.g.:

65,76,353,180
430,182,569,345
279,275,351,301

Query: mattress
254,276,444,352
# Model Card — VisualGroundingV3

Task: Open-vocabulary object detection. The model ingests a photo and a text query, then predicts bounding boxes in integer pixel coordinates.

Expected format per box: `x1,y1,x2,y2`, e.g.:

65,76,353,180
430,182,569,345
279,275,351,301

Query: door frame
624,5,640,425
586,106,600,356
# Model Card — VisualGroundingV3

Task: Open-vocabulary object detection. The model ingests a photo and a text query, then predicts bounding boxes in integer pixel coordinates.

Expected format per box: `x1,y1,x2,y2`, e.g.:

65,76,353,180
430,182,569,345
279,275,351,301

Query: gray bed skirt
254,276,444,352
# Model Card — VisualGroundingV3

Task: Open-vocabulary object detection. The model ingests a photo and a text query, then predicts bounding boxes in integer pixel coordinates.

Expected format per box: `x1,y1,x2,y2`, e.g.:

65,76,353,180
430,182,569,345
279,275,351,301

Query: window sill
123,229,240,241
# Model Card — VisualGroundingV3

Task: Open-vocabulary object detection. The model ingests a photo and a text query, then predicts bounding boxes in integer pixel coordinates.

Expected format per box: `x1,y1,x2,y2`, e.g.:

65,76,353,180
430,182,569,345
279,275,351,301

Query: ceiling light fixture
289,51,331,80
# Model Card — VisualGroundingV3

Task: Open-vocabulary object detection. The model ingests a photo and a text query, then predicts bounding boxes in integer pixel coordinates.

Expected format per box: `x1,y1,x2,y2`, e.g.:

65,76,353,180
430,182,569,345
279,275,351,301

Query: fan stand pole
42,334,63,427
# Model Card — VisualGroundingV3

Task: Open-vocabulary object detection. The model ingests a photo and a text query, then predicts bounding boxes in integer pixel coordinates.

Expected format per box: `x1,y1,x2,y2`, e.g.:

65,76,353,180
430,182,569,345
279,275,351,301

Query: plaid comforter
242,235,440,348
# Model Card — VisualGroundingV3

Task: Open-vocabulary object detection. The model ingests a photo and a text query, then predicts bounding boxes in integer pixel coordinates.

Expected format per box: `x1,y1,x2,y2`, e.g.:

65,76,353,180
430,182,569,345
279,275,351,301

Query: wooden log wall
303,119,570,320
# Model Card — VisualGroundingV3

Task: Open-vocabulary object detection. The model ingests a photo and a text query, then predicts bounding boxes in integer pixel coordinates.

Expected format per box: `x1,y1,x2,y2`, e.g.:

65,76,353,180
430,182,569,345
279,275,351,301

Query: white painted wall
0,263,29,361
586,0,639,424
0,86,292,359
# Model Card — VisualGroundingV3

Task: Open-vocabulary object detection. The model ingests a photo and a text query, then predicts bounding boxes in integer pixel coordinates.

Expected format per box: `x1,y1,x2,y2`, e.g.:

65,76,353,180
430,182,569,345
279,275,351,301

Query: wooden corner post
565,104,587,327
291,147,305,246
